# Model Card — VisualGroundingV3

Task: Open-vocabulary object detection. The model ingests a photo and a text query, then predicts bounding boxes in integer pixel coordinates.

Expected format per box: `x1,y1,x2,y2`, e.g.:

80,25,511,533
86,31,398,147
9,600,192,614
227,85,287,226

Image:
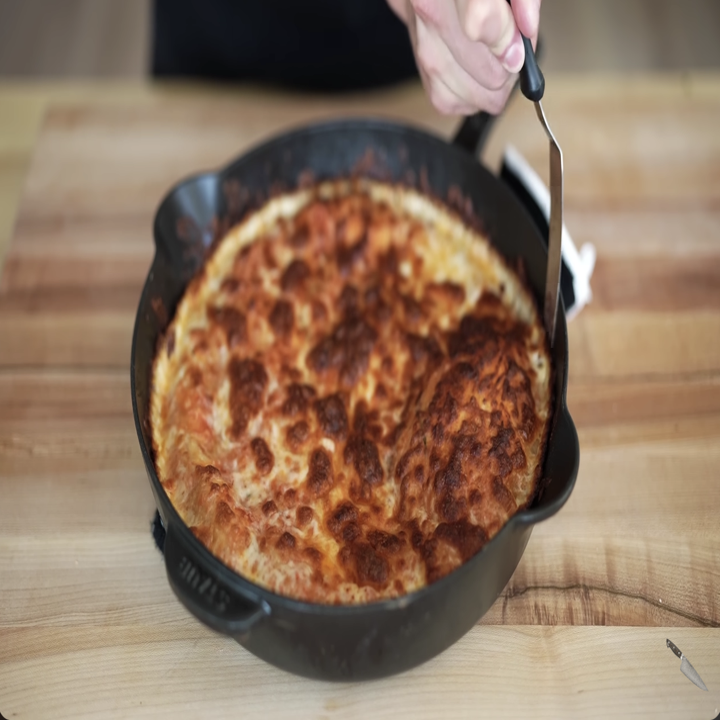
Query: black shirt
152,0,418,91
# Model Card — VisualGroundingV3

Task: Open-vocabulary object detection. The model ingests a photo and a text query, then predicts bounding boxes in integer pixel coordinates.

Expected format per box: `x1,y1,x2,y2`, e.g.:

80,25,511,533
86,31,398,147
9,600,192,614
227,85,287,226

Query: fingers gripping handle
508,0,545,102
452,6,545,156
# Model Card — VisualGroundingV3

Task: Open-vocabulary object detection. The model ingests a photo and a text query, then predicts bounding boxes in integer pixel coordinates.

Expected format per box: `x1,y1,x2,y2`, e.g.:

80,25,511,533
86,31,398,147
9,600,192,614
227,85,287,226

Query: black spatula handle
507,0,545,101
519,35,544,101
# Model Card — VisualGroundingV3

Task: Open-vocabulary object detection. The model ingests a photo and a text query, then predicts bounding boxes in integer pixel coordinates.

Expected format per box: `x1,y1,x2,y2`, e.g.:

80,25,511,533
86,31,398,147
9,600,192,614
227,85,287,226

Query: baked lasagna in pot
151,180,551,604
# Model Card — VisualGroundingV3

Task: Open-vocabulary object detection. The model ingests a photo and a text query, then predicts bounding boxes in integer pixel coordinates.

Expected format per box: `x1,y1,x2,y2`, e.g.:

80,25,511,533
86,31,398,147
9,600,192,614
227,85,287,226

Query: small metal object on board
667,638,709,691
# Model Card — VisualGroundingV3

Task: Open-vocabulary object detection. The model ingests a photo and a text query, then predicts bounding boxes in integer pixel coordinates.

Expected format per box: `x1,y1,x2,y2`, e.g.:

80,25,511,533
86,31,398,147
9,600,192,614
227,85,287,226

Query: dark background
0,0,719,79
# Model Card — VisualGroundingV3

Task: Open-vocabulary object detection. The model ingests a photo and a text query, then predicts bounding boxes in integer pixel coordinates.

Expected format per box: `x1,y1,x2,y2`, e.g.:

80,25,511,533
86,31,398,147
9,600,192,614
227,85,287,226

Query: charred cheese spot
327,500,357,530
250,437,274,475
196,464,221,480
314,394,348,440
151,180,551,605
269,299,294,337
304,547,323,562
307,448,334,496
228,358,267,437
435,520,488,561
311,300,327,321
296,505,314,526
367,529,403,554
276,532,296,550
281,259,310,291
344,434,383,488
220,277,241,294
208,305,246,347
307,313,377,388
282,384,316,416
347,542,388,586
286,420,310,449
262,500,277,515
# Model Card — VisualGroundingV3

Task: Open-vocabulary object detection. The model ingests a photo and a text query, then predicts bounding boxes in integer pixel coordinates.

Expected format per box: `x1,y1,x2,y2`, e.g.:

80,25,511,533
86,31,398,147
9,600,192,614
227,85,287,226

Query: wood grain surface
1,77,719,718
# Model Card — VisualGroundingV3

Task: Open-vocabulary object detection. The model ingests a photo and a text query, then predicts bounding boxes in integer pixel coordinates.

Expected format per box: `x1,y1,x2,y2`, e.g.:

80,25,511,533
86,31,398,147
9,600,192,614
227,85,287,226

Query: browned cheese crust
151,180,551,604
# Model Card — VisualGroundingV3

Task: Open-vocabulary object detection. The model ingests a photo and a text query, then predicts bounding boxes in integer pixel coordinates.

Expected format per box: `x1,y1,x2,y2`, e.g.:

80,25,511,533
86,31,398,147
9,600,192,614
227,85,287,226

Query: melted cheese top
151,180,551,604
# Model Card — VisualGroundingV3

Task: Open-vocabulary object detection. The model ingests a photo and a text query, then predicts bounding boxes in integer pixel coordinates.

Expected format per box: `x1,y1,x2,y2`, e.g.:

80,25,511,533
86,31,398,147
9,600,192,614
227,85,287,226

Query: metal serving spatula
512,17,564,346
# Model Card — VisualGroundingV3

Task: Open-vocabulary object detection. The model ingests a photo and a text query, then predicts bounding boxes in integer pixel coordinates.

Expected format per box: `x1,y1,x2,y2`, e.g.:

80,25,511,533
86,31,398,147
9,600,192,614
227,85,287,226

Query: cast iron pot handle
163,521,270,635
452,111,497,157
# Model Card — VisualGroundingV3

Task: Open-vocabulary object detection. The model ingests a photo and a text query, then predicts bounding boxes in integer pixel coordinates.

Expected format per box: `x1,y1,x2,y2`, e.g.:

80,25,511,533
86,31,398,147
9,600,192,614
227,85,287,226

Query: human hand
386,0,540,116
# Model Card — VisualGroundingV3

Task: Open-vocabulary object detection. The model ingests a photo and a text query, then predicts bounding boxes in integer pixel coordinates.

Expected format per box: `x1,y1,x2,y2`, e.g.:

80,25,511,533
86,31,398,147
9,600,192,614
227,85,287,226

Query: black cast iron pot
131,110,579,681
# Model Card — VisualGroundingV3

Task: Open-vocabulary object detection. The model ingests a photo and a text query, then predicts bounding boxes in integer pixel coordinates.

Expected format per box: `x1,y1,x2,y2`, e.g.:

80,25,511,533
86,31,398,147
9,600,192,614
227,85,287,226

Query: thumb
509,0,540,42
459,0,525,73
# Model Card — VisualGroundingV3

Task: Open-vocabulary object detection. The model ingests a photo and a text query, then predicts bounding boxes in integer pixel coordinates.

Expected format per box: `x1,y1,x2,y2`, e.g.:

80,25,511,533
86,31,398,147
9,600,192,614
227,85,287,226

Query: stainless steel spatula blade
513,27,564,346
534,101,563,345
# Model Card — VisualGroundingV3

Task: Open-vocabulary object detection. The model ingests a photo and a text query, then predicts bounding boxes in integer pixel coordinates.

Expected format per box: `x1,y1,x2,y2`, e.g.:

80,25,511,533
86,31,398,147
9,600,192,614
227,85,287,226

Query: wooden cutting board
1,77,719,718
